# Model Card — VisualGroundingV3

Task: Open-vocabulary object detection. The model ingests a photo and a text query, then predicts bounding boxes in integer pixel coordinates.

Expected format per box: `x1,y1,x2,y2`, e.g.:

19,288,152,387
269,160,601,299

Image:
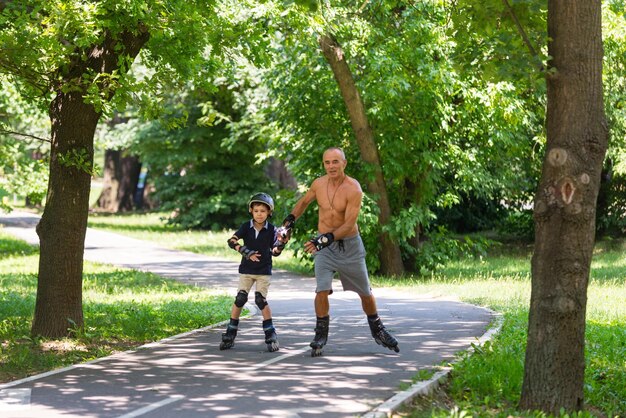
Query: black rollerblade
310,316,329,357
264,328,280,352
369,317,400,353
220,325,238,350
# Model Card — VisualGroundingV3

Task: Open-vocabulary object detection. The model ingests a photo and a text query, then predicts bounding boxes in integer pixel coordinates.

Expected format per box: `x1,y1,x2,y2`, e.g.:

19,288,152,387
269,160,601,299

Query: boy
221,192,286,352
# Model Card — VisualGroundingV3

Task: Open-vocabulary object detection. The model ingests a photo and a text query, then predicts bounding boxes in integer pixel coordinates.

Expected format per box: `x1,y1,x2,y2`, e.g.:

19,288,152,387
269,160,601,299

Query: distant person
221,192,287,352
279,147,399,356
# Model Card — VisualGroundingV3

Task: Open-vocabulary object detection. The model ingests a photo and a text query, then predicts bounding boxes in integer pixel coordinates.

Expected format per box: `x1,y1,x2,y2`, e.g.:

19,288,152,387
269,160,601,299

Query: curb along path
0,211,496,418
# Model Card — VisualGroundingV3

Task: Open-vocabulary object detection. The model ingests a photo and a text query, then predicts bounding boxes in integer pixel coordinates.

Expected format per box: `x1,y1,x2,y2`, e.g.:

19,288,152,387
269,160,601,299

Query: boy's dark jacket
234,220,277,275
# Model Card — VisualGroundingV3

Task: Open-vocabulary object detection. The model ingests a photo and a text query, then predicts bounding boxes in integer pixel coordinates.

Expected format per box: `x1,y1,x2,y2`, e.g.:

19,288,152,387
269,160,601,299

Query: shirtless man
279,147,399,356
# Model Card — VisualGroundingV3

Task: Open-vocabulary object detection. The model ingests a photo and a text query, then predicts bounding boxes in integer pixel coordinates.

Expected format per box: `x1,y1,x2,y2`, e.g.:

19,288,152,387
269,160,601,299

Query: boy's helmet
248,192,274,212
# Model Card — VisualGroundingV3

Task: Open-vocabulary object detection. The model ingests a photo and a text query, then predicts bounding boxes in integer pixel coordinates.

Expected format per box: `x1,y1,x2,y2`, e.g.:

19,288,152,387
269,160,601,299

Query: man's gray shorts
313,234,372,296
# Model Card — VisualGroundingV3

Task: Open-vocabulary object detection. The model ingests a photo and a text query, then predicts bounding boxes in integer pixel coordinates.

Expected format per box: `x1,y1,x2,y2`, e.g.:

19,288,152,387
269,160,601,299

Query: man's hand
305,233,334,254
276,214,295,243
275,226,292,244
238,245,260,261
281,214,296,230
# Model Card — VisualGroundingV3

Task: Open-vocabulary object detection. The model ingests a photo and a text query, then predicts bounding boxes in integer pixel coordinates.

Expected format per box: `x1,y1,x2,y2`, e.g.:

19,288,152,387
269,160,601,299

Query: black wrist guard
282,214,296,230
238,245,256,260
273,243,285,256
311,233,334,251
227,237,238,250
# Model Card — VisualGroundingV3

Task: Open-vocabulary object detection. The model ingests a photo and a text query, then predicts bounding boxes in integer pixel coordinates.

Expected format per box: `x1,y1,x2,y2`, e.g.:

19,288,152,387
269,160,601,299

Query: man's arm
290,180,319,219
276,180,319,242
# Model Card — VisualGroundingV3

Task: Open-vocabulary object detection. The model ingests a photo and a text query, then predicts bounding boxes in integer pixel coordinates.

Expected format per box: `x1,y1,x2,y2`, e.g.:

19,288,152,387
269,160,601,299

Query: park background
1,0,625,417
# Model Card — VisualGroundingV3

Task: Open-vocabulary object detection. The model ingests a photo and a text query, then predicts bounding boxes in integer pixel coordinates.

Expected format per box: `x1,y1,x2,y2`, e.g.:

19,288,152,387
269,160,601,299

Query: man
280,147,399,356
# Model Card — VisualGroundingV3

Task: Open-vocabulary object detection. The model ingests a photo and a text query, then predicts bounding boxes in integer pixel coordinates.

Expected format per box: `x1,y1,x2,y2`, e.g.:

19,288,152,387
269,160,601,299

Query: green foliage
127,81,275,230
597,167,626,239
434,193,508,234
497,208,535,241
412,227,495,275
3,0,624,276
0,151,48,207
259,0,544,272
358,192,383,273
386,204,436,242
0,77,50,208
449,0,549,83
58,148,98,176
603,3,626,176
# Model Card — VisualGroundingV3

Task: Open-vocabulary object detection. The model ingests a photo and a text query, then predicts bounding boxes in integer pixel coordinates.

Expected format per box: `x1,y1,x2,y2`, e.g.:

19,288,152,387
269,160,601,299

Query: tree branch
502,0,543,70
0,129,51,143
357,0,370,13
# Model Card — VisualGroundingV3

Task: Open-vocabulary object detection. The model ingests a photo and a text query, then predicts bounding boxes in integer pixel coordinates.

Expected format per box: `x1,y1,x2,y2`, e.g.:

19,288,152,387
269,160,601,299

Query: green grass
3,211,625,417
0,230,232,384
372,244,626,418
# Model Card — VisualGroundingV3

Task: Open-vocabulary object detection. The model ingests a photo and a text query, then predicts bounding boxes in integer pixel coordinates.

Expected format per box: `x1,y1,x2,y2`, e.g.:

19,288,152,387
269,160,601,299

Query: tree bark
319,34,404,277
31,29,149,338
96,149,142,212
32,91,96,337
520,0,607,413
265,157,297,190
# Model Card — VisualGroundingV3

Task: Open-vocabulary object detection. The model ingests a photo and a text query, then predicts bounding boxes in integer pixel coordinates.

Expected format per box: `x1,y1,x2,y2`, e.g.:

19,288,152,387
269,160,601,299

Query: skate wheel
311,348,323,357
393,346,400,353
267,342,280,352
220,342,233,350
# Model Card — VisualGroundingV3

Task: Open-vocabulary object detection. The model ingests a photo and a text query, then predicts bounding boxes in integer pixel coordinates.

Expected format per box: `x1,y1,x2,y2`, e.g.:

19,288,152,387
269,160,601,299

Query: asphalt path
0,211,496,418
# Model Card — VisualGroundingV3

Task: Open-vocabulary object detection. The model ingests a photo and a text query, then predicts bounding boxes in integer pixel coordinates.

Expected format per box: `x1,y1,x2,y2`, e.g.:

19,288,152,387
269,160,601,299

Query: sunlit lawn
0,230,232,384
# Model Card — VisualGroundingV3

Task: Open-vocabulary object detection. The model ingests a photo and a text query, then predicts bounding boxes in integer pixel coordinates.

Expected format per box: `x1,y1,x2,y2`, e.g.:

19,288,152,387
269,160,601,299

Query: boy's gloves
238,245,257,260
310,233,334,251
272,243,285,256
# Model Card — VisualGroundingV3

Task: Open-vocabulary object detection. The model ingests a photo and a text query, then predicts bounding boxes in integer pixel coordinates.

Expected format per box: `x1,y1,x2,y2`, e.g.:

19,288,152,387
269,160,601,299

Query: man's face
323,150,346,178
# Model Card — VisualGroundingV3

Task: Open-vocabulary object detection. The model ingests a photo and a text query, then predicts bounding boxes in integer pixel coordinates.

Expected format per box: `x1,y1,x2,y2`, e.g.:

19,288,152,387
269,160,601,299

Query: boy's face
250,203,270,223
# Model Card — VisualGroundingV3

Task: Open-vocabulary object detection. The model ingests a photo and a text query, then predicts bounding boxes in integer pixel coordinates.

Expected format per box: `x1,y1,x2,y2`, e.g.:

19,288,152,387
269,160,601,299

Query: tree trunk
31,29,149,338
265,157,297,190
96,149,142,212
319,34,404,277
32,91,97,337
520,0,607,413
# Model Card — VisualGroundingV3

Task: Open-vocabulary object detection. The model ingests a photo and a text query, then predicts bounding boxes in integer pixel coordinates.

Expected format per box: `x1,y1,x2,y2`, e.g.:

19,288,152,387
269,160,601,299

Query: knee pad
254,291,268,310
234,290,248,308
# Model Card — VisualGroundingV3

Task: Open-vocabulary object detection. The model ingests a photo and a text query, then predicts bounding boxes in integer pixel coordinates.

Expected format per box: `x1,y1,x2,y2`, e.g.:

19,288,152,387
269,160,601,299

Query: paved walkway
0,211,496,418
